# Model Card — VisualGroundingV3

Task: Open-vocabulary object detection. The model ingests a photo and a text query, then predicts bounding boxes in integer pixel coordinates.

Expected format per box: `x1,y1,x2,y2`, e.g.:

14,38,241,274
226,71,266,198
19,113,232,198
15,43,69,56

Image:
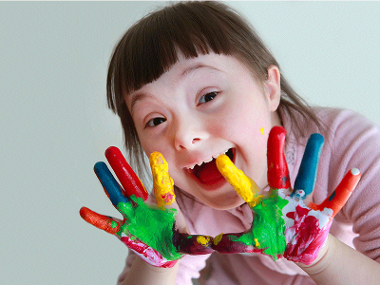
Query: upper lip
184,148,231,170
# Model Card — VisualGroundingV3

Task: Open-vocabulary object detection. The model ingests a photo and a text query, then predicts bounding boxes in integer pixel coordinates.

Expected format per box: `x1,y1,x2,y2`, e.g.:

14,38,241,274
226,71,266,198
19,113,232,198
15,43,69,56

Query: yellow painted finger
149,152,176,208
216,154,262,207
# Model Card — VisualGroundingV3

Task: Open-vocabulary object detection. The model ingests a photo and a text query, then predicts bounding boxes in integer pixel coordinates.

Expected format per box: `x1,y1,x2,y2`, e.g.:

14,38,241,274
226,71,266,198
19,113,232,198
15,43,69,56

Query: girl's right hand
80,147,213,268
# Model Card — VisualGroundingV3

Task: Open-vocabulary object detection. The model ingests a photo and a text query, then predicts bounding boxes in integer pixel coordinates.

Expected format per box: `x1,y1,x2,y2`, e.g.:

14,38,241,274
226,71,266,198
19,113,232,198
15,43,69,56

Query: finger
216,154,262,207
105,146,148,200
79,207,121,234
310,168,361,217
94,161,129,208
149,152,176,208
291,133,324,200
267,126,290,190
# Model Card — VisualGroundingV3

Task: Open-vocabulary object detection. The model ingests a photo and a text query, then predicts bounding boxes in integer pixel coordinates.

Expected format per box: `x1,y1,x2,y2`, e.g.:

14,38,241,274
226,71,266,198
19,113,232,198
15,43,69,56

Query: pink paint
283,205,331,264
121,235,177,268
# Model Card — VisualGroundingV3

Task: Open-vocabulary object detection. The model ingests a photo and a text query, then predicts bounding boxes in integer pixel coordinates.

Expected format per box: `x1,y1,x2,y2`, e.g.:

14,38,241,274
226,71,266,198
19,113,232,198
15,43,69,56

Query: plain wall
1,1,379,284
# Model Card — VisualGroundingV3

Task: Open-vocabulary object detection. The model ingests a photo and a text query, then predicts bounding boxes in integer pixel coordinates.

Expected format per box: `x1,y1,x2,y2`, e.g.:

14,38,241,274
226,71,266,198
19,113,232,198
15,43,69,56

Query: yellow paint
260,127,264,135
196,236,210,246
216,154,262,208
214,233,224,245
254,238,260,247
149,152,175,207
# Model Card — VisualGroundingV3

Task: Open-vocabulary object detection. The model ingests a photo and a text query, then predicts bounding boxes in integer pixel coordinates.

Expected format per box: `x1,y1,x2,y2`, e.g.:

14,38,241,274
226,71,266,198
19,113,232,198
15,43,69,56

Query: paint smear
232,191,288,259
117,195,182,261
150,152,176,208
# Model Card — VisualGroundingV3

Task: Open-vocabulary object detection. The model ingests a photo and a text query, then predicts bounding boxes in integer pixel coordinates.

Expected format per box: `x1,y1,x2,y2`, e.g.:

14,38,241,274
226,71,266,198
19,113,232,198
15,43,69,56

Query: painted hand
212,126,361,264
80,147,213,268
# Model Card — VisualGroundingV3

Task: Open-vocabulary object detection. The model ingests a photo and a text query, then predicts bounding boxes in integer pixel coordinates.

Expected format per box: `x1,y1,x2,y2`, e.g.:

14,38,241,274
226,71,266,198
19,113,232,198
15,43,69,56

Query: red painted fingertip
80,207,120,234
267,126,290,189
105,146,148,200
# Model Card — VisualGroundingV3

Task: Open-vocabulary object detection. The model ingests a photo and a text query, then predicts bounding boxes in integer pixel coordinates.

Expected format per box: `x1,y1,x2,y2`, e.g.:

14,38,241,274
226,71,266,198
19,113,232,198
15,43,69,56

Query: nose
173,116,209,151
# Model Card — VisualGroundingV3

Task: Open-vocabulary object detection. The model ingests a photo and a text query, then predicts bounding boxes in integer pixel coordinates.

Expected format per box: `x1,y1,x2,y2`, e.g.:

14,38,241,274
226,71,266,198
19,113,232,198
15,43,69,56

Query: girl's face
126,53,282,210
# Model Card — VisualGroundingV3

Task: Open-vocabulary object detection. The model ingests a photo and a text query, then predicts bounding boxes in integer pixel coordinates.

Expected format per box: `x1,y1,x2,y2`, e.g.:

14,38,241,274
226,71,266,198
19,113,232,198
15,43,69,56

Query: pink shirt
118,107,380,284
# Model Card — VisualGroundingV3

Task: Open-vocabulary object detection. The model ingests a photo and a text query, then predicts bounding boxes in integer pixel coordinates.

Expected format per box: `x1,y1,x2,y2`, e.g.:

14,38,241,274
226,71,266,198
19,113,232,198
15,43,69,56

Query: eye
199,91,218,104
145,117,166,128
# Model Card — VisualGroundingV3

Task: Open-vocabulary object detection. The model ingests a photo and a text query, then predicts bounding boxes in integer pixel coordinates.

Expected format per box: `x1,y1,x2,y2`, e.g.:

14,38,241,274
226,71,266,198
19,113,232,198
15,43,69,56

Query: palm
213,126,360,264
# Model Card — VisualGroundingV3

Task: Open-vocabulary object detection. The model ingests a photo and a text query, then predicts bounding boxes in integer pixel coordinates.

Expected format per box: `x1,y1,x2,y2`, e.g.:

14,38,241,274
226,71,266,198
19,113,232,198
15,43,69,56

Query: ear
264,65,281,112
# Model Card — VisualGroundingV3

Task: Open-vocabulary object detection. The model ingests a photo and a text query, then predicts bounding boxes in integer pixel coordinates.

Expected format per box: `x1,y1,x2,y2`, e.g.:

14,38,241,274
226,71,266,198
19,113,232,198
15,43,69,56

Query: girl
82,2,380,284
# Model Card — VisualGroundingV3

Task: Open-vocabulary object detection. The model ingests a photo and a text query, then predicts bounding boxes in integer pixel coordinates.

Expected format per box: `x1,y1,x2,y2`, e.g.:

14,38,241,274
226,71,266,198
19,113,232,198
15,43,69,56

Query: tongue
197,159,224,184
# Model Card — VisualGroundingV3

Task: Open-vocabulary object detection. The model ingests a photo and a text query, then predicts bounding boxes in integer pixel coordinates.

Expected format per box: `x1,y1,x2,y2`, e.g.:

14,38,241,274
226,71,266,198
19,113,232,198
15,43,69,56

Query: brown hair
106,1,322,179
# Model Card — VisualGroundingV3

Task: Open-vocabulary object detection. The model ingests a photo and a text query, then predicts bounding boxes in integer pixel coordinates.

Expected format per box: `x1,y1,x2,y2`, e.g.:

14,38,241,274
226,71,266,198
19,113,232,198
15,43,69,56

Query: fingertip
79,206,89,219
269,126,286,138
105,146,120,157
149,151,166,167
351,168,360,176
215,154,231,171
309,133,325,146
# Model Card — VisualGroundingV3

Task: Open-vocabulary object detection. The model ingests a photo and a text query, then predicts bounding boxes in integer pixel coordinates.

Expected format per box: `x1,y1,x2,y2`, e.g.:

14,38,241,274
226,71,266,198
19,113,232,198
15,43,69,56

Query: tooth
204,157,213,163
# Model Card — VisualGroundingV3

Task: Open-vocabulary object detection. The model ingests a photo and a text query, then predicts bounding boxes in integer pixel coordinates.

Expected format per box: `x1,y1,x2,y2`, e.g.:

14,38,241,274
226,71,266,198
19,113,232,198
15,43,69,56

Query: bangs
107,2,244,109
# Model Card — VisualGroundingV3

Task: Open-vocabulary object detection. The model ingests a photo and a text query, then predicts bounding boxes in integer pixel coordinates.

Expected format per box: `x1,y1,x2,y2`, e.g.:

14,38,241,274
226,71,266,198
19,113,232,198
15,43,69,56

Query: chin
199,192,246,210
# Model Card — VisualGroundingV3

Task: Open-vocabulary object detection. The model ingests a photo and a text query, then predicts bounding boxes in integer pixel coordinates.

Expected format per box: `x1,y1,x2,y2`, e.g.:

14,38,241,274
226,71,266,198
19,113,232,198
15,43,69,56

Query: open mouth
186,148,235,185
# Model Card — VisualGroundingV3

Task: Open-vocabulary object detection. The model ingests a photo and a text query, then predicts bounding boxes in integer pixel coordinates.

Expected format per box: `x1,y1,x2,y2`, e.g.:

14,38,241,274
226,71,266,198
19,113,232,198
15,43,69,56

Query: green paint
234,191,288,259
116,195,182,260
111,221,118,228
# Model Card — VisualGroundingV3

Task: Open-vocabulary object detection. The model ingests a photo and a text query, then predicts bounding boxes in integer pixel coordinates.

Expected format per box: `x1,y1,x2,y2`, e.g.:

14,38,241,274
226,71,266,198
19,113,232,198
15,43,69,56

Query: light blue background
1,1,379,284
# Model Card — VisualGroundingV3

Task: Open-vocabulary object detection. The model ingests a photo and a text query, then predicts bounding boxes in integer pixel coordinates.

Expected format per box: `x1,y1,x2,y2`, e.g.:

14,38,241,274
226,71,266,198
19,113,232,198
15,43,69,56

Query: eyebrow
130,64,223,114
181,63,222,77
130,93,151,116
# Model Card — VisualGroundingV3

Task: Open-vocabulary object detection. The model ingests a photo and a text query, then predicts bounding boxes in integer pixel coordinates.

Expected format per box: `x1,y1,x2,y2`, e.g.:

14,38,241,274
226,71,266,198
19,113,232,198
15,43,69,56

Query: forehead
126,53,237,109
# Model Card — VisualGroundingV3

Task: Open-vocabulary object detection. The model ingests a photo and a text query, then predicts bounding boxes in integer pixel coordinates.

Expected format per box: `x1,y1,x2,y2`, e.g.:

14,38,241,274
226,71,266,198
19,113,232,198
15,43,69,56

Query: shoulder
313,107,380,167
314,106,379,137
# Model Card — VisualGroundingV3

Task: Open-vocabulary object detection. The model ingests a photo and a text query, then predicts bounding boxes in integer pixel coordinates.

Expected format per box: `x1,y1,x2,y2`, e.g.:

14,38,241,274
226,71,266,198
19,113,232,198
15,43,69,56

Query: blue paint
329,191,336,201
94,161,129,207
292,133,324,199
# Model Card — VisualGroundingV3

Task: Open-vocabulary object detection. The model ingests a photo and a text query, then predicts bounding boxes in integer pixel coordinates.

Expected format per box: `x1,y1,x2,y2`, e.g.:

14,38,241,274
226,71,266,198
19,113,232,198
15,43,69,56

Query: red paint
267,126,290,189
105,146,148,200
120,236,178,268
284,205,330,264
80,207,120,234
211,233,263,254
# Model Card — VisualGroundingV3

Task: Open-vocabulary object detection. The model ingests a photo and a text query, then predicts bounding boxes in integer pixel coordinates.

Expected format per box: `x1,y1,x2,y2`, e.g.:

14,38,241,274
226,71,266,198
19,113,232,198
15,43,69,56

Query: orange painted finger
105,146,148,200
149,152,176,208
79,207,121,235
311,168,361,217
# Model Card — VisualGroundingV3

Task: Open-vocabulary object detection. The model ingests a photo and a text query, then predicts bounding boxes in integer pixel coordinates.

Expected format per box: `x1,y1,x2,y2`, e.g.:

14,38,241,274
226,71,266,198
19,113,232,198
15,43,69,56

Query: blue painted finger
94,161,129,207
291,133,324,200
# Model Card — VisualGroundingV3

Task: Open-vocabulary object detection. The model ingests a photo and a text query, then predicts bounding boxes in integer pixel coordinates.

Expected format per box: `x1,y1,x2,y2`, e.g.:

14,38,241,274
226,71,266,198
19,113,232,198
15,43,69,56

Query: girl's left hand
212,126,361,265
